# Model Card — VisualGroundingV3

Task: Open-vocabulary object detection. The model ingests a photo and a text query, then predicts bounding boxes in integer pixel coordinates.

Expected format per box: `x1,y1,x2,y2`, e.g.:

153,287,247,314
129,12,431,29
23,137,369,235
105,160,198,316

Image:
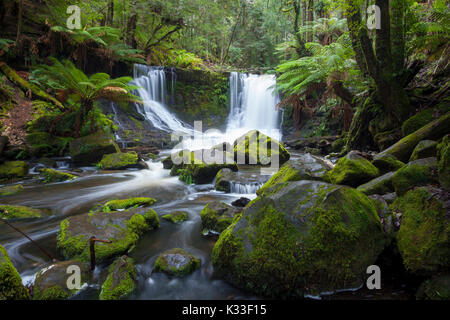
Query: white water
229,182,264,194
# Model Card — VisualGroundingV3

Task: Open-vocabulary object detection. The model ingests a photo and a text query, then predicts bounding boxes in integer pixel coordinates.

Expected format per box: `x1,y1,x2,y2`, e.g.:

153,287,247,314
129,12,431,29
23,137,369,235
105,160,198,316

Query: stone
153,248,201,277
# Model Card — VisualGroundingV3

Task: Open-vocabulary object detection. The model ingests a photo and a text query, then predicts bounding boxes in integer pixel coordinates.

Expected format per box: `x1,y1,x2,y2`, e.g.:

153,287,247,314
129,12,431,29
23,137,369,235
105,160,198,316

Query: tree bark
391,0,406,73
106,0,114,26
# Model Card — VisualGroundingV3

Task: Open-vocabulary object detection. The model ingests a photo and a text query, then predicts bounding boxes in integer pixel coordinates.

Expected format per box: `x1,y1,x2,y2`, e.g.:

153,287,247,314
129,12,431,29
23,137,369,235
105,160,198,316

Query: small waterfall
229,182,264,194
110,102,127,148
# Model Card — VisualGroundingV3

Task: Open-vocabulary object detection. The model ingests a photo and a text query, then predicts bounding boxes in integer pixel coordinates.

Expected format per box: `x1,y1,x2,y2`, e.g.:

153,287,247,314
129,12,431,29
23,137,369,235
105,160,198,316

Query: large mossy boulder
357,171,395,195
392,187,449,274
391,157,439,196
416,273,450,300
215,168,270,193
200,201,240,234
98,152,139,170
100,255,137,300
212,180,389,298
57,209,160,263
41,168,77,183
402,108,434,137
257,154,332,196
0,184,24,196
437,135,449,190
0,204,43,220
409,140,438,161
69,132,119,165
0,245,30,300
153,248,201,277
371,154,405,174
233,130,290,166
180,162,238,185
0,161,29,181
325,151,379,187
33,260,89,300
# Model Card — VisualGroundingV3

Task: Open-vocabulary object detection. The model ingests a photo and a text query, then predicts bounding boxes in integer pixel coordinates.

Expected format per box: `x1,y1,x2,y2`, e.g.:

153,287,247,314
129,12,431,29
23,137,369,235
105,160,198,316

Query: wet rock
437,135,449,190
372,154,405,174
98,152,140,170
231,197,250,208
215,168,269,193
0,184,24,196
153,248,201,277
100,256,137,300
357,171,395,195
0,161,29,181
200,201,240,233
409,140,438,161
162,211,188,223
368,194,394,235
69,132,119,165
100,197,157,211
33,260,89,300
41,168,77,183
0,204,44,220
0,244,30,300
381,192,397,204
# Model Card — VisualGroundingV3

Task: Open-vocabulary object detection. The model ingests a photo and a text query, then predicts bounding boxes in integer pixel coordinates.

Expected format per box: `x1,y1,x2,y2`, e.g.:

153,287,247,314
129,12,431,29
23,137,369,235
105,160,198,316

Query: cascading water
229,182,264,194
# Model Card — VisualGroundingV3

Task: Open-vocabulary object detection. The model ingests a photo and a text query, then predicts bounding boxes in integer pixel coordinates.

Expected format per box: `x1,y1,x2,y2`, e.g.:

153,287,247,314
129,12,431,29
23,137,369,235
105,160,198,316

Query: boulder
99,256,137,300
409,140,438,161
215,168,270,193
33,260,89,300
402,108,434,137
101,197,157,211
437,135,449,190
416,273,450,300
69,132,119,165
200,201,240,234
357,171,395,195
162,211,188,223
371,154,405,174
325,151,379,187
0,184,24,196
57,209,160,262
41,168,77,183
26,132,70,158
0,204,43,220
98,152,140,170
153,248,201,277
391,157,439,196
0,161,29,181
0,245,29,300
212,180,388,298
231,197,251,208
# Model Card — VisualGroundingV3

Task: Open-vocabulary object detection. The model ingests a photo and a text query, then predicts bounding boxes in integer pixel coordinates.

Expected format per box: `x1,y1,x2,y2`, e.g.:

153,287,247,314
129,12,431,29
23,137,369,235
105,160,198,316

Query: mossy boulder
437,135,449,190
200,201,240,234
0,184,24,196
215,168,270,193
41,169,77,183
102,197,157,211
357,171,395,195
0,161,29,180
393,187,449,274
162,156,174,169
325,151,379,187
416,273,450,300
257,154,333,196
162,211,188,224
57,209,160,263
212,180,388,298
391,157,439,196
0,245,30,300
26,132,71,158
402,108,434,137
409,140,438,161
372,154,405,174
180,162,238,185
100,255,137,300
98,152,139,170
0,204,43,220
69,132,119,165
153,248,201,277
33,260,89,300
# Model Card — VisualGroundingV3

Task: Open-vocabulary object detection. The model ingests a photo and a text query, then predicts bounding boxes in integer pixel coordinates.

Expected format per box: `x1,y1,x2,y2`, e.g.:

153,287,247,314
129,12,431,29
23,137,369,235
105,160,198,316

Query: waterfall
229,182,264,194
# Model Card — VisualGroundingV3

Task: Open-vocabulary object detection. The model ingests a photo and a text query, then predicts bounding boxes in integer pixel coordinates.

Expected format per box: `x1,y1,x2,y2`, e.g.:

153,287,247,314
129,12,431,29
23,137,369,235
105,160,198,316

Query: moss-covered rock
416,273,450,300
200,201,240,234
162,156,174,169
26,132,71,158
215,168,270,193
57,209,160,263
69,132,119,165
391,157,439,196
257,154,332,196
98,152,139,170
372,154,405,174
212,180,388,298
41,169,77,183
325,151,379,187
409,140,438,161
437,135,449,190
0,184,24,196
0,161,29,181
357,171,395,195
162,211,188,224
102,197,157,211
33,260,89,300
153,248,201,277
0,245,30,300
0,204,43,220
393,187,449,274
402,109,434,137
180,162,238,185
99,255,137,300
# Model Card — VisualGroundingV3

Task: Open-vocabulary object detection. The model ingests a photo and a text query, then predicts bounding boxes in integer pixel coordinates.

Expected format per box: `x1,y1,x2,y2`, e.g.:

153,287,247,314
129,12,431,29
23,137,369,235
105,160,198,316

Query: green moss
103,197,157,211
0,204,43,220
0,245,30,300
0,184,24,196
372,154,405,174
200,202,237,233
437,135,449,189
100,256,137,300
162,211,188,224
409,140,438,161
143,209,160,229
69,132,119,165
356,171,395,195
393,187,449,273
41,168,77,183
391,158,438,196
402,109,434,137
0,161,29,180
153,248,201,277
26,132,72,158
325,153,379,187
34,285,69,300
257,162,304,196
98,152,139,170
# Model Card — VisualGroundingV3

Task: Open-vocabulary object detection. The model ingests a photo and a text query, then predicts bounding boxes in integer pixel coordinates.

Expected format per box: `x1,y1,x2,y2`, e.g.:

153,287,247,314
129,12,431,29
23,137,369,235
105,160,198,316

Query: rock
41,168,77,183
325,151,379,187
0,136,8,155
0,161,29,181
392,186,449,274
372,154,405,174
98,152,140,170
38,158,57,168
99,256,137,300
162,211,188,223
233,130,290,166
391,157,439,196
357,171,395,195
69,132,119,165
33,260,89,300
409,140,438,161
57,209,160,262
212,180,388,297
101,197,157,211
376,112,450,162
0,245,29,300
215,168,270,193
0,204,43,220
162,156,174,169
0,184,24,196
368,195,394,235
200,201,240,233
26,132,70,158
402,108,434,137
231,197,250,208
381,192,397,204
373,130,403,151
416,273,450,300
137,160,149,170
437,135,449,190
153,248,201,277
257,154,333,196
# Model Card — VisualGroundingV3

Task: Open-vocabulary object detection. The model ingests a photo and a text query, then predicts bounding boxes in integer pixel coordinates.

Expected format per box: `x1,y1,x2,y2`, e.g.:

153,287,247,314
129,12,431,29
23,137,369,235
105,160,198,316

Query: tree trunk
125,1,137,48
106,0,114,26
391,0,406,73
16,0,22,42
